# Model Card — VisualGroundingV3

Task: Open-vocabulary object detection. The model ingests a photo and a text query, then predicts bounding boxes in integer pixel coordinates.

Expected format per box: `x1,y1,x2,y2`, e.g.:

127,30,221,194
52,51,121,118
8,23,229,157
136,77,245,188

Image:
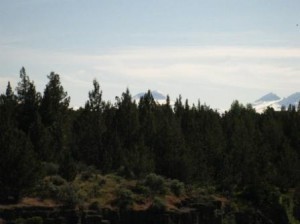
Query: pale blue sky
1,0,300,109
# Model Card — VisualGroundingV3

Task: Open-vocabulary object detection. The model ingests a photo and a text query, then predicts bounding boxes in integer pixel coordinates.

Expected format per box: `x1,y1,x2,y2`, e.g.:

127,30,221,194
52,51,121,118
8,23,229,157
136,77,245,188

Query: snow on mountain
278,92,300,108
252,92,300,113
255,92,280,102
252,92,282,113
133,90,167,104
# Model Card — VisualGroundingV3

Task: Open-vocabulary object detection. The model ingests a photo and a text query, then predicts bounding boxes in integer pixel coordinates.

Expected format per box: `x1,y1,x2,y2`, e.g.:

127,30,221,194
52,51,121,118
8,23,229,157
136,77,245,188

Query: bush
98,177,106,186
48,175,67,186
116,188,134,210
58,184,80,207
34,175,80,207
15,217,43,224
26,217,43,224
41,162,59,176
132,182,151,196
170,179,185,196
144,173,167,195
150,197,167,213
15,218,26,224
34,175,67,199
88,201,101,211
106,174,123,183
35,177,59,198
240,184,280,206
80,171,94,181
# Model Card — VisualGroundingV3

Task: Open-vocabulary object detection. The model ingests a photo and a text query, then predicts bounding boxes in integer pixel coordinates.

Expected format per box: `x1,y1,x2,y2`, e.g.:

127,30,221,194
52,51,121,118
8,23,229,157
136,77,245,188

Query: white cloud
1,45,300,109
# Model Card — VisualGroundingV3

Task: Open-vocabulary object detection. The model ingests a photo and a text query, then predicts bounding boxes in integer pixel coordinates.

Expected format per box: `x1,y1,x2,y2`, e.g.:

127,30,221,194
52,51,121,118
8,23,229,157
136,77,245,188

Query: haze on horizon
1,0,300,109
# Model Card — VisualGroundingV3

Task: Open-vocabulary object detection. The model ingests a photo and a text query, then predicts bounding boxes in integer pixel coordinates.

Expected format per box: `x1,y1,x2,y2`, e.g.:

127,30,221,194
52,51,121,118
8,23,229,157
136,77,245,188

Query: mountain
252,92,300,112
252,92,282,113
133,90,167,104
278,92,300,108
255,92,280,102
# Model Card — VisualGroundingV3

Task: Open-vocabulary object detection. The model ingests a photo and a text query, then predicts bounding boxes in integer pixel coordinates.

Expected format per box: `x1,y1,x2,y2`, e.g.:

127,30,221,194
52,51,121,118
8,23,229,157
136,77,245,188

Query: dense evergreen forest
1,67,300,204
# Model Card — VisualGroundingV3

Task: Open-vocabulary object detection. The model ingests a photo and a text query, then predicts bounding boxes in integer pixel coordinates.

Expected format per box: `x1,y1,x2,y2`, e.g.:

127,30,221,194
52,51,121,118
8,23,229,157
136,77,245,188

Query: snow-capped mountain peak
252,92,300,113
133,90,167,104
255,92,280,103
279,92,300,107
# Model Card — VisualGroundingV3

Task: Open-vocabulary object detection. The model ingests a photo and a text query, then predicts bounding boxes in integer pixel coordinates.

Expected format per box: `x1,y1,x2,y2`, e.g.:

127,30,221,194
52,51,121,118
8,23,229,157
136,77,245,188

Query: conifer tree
39,72,70,162
72,79,106,169
16,67,41,134
0,82,18,129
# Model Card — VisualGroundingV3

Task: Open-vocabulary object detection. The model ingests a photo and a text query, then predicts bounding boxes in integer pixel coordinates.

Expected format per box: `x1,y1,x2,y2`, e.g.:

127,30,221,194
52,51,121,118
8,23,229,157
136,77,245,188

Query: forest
0,67,300,206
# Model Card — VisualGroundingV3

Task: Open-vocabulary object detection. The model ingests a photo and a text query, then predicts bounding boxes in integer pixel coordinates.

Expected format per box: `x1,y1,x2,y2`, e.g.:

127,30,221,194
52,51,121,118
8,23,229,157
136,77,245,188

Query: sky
1,0,300,109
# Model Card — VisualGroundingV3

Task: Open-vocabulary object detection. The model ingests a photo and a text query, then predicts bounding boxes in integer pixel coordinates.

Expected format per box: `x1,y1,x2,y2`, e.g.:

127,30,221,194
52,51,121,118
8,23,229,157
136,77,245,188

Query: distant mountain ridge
255,92,280,102
133,90,167,101
279,92,300,107
252,92,300,112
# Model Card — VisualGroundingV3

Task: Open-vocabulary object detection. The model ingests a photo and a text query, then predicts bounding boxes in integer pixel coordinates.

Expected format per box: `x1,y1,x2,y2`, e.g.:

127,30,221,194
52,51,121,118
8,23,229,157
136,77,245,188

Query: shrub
144,173,167,195
115,188,134,210
150,197,167,213
58,184,80,207
15,218,26,224
170,179,185,196
26,217,43,224
106,174,123,183
88,201,101,211
80,171,94,181
15,217,43,224
240,184,280,206
34,176,80,207
98,177,106,186
34,175,66,199
48,175,67,186
132,182,151,197
41,162,59,176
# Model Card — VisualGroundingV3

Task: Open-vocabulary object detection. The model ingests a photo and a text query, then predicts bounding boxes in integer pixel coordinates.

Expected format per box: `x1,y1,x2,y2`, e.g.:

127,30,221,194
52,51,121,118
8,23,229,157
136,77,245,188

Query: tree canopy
1,67,300,203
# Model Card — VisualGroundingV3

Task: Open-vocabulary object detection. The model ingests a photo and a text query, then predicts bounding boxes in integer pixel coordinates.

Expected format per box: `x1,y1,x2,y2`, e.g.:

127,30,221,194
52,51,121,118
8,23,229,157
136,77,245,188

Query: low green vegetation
32,171,186,212
15,216,43,224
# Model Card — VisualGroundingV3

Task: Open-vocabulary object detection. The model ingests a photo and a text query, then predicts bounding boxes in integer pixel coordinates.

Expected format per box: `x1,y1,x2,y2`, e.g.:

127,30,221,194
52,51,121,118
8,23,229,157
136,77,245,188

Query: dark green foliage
144,173,167,195
15,218,26,224
34,175,79,207
39,72,70,163
58,150,77,181
40,72,70,127
26,217,43,224
0,82,18,129
16,216,44,224
1,68,300,207
41,162,59,176
149,197,167,213
16,67,41,134
71,79,106,169
58,184,80,207
132,183,151,196
115,188,134,210
88,201,102,211
0,128,40,203
34,175,67,200
169,179,185,196
239,184,280,206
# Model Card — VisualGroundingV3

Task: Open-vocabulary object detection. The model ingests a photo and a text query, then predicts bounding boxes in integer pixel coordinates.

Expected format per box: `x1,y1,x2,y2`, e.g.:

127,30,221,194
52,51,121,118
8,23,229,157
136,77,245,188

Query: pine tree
39,72,70,162
138,90,157,149
0,82,18,129
16,67,41,134
40,72,70,127
72,79,106,169
0,127,39,203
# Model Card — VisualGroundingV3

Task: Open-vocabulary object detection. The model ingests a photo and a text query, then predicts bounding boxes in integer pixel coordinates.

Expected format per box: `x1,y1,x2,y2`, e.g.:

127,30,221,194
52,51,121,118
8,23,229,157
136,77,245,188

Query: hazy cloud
1,45,300,108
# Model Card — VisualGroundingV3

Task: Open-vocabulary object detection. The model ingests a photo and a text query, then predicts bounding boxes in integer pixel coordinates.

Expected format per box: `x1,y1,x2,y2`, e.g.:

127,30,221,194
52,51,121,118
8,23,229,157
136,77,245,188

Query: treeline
1,67,300,202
